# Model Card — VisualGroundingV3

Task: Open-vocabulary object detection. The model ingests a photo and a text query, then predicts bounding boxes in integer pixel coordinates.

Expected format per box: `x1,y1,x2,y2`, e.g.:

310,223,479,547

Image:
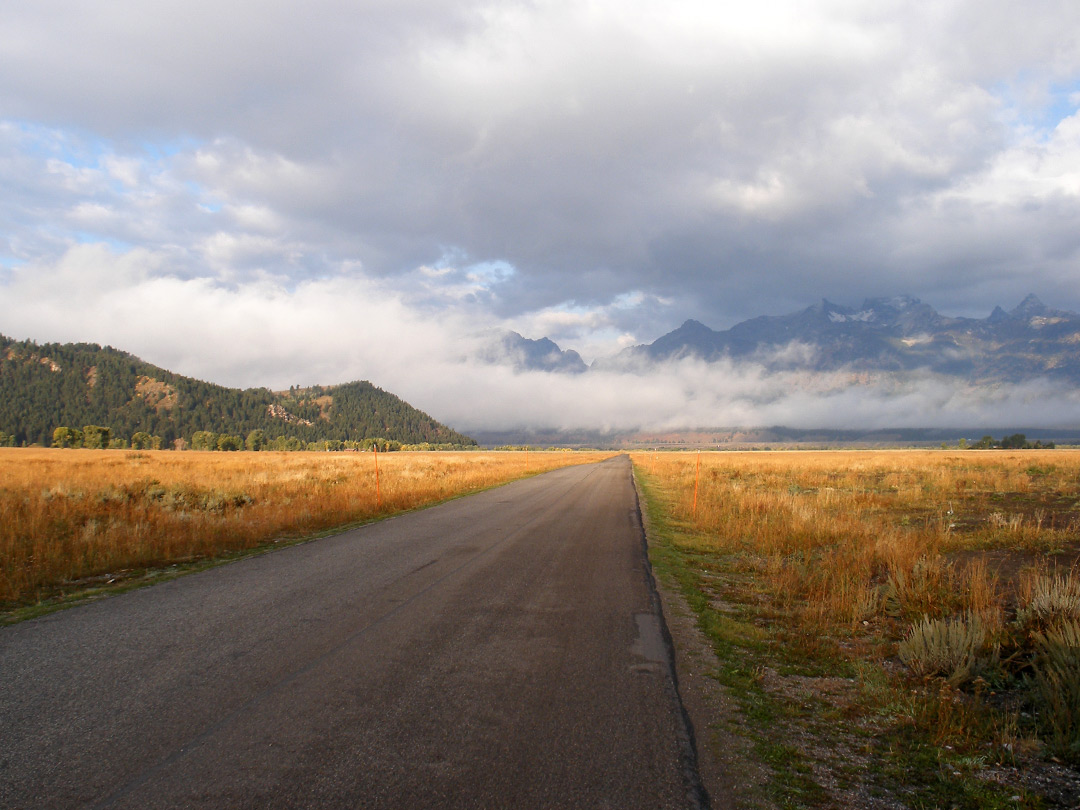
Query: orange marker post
692,451,701,520
374,442,382,509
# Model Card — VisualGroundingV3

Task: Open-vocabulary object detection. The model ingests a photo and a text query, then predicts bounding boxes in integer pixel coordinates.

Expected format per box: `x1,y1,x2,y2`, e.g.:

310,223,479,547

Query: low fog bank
408,358,1080,437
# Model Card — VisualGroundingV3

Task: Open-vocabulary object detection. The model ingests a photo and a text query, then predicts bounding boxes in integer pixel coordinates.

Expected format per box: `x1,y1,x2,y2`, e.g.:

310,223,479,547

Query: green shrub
52,426,83,448
899,613,994,688
1017,572,1080,634
1032,620,1080,764
216,434,243,451
130,432,161,450
81,425,110,450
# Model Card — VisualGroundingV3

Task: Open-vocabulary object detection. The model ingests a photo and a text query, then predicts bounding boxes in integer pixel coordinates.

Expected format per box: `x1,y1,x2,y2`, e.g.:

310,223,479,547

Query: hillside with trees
0,334,475,449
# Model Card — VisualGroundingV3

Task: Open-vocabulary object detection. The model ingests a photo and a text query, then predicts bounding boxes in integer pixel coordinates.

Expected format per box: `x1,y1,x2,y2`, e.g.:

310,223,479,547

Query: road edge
628,462,712,810
632,462,775,810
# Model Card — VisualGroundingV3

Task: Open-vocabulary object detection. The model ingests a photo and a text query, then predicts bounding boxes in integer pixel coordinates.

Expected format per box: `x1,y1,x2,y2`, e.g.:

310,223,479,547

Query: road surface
0,455,705,809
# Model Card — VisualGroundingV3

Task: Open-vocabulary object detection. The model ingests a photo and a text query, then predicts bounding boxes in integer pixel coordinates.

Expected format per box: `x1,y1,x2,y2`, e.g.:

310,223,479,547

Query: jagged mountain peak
507,331,558,352
809,298,845,312
481,330,587,374
857,295,924,317
674,318,713,333
800,299,851,324
602,293,1080,383
856,297,942,333
1010,294,1048,319
862,295,921,309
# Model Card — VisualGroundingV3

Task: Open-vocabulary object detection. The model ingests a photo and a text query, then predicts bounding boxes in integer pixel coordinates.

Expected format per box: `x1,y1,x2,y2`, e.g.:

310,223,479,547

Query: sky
2,0,1080,433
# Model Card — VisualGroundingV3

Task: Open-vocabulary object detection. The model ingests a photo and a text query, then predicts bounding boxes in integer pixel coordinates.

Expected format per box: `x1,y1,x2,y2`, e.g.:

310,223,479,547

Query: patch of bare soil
948,544,1080,589
654,574,775,810
134,375,178,412
266,403,314,426
754,668,908,810
981,761,1080,808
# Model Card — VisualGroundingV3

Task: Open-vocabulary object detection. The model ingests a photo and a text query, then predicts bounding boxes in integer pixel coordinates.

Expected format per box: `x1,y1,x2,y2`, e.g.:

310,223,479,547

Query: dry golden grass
633,449,1080,629
633,448,1080,797
0,448,611,606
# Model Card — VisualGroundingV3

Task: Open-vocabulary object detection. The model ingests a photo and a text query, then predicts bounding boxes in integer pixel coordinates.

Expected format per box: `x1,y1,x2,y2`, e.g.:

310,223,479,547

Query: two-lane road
0,455,705,808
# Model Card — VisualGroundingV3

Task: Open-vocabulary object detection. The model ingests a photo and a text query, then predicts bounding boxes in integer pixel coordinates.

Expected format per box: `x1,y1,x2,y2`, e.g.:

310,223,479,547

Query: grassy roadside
1,449,613,624
1,517,376,626
634,453,1080,809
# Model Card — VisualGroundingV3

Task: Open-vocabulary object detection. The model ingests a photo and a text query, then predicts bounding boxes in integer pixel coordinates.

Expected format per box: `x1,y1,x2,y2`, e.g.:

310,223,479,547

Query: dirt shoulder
637,473,775,810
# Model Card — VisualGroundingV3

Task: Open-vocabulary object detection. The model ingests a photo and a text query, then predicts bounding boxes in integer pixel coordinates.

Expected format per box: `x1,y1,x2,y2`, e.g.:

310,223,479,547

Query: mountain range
479,330,588,374
0,334,475,448
6,293,1078,448
504,294,1080,384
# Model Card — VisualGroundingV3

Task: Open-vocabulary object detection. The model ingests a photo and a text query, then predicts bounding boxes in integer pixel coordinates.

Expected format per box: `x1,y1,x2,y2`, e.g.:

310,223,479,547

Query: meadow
632,449,1080,809
0,448,611,614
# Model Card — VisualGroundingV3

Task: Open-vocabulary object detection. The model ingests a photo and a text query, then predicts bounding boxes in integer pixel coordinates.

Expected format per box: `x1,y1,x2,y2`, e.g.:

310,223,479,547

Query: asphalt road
0,455,705,809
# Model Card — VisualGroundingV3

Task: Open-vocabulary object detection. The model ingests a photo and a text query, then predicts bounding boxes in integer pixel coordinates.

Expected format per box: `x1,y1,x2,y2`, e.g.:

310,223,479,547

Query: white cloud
939,111,1080,205
3,0,1080,433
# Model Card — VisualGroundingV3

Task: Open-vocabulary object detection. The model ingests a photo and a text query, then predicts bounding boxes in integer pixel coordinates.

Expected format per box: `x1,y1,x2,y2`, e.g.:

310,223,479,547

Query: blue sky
2,0,1080,431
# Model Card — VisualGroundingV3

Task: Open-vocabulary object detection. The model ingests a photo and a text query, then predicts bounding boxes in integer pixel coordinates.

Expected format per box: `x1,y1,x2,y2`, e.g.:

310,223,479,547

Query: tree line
51,426,162,449
45,425,475,452
953,434,1056,449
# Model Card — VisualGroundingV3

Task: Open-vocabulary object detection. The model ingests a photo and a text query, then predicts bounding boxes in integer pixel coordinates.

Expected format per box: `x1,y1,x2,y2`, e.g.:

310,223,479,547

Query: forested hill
0,334,475,448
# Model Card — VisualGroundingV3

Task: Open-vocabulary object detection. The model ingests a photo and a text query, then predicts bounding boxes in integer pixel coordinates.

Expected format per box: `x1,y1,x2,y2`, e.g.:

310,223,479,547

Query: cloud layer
2,1,1080,431
3,244,1079,434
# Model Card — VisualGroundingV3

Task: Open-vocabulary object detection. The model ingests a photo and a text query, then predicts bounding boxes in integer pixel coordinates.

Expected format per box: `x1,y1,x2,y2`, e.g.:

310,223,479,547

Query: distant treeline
40,425,476,452
0,334,475,448
961,434,1056,450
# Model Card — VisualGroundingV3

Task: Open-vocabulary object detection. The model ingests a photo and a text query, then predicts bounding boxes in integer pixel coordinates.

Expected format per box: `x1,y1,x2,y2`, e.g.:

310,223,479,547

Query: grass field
0,447,612,615
633,449,1080,809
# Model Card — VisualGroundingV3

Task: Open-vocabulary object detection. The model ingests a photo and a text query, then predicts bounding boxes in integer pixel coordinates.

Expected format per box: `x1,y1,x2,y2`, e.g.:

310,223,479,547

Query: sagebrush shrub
1032,620,1080,764
1016,571,1080,633
899,613,993,688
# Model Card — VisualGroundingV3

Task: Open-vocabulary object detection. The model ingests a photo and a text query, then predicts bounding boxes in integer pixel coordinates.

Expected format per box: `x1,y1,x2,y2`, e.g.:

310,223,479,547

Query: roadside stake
374,443,382,509
692,451,700,519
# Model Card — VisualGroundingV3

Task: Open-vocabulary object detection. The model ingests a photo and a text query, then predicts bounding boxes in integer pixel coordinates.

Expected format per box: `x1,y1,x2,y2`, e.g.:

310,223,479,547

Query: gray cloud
3,1,1080,430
